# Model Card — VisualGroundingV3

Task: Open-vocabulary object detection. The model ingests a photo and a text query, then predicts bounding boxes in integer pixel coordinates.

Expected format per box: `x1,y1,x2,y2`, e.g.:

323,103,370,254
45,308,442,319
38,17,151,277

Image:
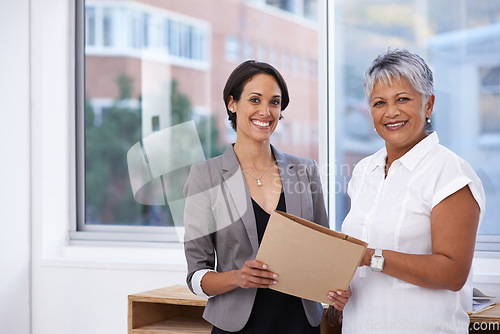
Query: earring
427,118,431,124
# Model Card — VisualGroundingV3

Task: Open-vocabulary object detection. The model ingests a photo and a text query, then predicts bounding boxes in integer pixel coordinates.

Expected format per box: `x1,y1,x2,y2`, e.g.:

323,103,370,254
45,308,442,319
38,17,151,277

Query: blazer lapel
221,146,259,255
272,146,302,218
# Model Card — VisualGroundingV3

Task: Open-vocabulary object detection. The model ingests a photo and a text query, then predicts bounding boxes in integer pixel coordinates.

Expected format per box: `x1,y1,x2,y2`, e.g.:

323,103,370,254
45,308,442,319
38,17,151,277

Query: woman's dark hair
223,60,289,131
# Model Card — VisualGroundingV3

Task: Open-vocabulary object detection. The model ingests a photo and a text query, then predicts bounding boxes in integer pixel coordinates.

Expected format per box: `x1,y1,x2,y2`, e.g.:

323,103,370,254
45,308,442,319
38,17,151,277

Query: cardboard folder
255,210,367,305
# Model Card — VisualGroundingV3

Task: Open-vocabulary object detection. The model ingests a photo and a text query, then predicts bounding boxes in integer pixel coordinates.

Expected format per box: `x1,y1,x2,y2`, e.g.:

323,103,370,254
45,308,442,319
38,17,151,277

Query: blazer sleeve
308,160,329,229
183,162,217,294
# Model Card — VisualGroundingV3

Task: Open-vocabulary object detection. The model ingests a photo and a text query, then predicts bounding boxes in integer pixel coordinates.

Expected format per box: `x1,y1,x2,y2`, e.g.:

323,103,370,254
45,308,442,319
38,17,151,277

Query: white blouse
341,132,485,334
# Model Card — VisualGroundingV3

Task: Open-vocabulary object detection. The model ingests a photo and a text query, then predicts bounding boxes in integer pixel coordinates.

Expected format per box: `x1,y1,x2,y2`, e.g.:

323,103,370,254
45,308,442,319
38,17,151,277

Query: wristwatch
370,249,384,272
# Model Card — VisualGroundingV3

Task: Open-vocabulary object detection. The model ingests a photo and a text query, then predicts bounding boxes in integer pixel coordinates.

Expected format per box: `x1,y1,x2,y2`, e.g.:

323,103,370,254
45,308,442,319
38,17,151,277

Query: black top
211,191,320,334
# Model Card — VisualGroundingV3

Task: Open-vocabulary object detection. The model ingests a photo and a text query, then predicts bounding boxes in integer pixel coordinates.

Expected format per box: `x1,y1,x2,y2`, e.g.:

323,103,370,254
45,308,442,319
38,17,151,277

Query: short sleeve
431,153,486,221
432,175,472,209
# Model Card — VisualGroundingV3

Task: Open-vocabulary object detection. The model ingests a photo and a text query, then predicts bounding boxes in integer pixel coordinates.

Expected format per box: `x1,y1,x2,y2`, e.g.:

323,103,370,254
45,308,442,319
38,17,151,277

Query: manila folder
255,210,367,305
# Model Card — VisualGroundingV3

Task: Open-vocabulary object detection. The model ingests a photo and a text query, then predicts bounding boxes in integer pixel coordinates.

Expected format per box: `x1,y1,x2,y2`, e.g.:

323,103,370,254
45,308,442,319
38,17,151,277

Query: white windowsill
473,252,500,284
38,242,187,272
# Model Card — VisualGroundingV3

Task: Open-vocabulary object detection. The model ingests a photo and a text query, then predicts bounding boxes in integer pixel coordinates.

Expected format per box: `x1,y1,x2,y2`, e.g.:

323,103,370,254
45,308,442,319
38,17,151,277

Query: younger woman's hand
236,260,278,289
327,286,352,311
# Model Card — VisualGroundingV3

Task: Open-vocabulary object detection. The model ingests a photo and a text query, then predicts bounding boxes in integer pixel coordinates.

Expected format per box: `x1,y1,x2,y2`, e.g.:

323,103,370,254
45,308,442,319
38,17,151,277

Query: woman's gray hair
363,49,434,103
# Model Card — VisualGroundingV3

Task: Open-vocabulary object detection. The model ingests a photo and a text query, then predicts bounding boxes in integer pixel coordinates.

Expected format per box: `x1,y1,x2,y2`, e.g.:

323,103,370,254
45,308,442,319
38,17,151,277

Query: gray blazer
183,144,328,332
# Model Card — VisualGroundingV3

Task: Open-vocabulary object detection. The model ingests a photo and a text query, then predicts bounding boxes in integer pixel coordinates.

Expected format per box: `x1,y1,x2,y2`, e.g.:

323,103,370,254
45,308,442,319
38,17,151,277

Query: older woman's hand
327,286,352,311
360,248,374,267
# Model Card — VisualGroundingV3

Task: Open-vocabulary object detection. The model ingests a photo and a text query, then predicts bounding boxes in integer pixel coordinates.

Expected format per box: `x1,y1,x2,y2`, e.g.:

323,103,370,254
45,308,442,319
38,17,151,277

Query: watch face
371,256,384,271
372,257,382,268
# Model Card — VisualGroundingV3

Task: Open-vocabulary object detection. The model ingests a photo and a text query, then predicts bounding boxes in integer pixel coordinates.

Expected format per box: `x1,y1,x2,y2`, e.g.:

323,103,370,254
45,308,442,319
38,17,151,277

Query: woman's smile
385,120,408,130
251,119,271,129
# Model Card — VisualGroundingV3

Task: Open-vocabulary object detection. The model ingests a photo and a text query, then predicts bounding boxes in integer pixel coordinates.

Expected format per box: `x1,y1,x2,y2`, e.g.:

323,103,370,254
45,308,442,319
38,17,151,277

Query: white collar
370,131,439,172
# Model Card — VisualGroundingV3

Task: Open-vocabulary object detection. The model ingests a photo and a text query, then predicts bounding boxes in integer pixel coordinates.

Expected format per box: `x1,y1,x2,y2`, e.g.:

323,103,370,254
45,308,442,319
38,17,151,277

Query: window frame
74,0,182,243
325,1,499,254
74,0,326,244
74,0,500,254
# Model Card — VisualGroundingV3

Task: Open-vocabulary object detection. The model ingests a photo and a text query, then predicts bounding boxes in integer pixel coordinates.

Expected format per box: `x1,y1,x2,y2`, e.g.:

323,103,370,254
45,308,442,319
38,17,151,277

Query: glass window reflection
82,0,320,227
334,0,500,239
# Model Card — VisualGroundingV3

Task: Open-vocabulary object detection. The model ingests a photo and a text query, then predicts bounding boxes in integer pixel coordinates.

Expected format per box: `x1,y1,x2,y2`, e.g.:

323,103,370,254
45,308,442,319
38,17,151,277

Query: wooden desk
129,286,499,334
128,285,211,333
469,304,500,333
128,285,336,334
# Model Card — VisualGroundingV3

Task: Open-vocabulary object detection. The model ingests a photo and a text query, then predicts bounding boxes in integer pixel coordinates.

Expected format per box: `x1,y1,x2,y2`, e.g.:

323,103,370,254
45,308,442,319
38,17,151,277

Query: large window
77,0,499,251
76,0,320,241
333,0,500,251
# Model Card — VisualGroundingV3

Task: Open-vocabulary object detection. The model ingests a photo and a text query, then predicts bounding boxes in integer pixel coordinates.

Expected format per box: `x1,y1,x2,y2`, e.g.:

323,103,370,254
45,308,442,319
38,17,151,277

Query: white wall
28,1,189,333
0,0,31,333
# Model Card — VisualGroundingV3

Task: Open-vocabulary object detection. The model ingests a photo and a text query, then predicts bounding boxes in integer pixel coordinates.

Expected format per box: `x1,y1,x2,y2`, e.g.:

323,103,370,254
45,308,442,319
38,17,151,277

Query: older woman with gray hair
340,49,485,333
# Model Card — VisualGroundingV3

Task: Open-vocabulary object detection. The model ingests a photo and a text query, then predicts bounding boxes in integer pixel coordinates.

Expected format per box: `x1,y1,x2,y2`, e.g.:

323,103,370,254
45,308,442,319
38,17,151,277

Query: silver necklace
242,160,276,186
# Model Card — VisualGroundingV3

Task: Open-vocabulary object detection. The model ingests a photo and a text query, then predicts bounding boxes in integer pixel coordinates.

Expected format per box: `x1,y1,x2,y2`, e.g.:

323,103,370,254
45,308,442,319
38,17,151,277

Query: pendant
257,179,262,186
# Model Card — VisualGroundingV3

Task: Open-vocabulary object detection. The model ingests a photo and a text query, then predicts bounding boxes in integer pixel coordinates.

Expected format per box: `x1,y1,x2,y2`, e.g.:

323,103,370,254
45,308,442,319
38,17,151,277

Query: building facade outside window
78,0,320,241
480,66,500,134
78,0,499,251
333,0,500,251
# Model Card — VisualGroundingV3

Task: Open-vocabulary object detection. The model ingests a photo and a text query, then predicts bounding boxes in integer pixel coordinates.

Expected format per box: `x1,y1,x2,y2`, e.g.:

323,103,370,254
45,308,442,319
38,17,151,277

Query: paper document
472,287,495,314
256,210,367,305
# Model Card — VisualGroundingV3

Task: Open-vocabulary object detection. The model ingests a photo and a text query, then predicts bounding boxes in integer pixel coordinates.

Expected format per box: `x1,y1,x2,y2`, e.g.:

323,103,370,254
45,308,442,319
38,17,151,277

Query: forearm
362,249,471,291
200,270,239,296
200,260,278,296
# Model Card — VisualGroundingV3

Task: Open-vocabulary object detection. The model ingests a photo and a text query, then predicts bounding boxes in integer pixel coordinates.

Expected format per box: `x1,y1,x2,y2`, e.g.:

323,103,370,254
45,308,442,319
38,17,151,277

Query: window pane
102,8,113,47
82,1,320,229
85,7,95,46
334,0,500,238
480,67,500,133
